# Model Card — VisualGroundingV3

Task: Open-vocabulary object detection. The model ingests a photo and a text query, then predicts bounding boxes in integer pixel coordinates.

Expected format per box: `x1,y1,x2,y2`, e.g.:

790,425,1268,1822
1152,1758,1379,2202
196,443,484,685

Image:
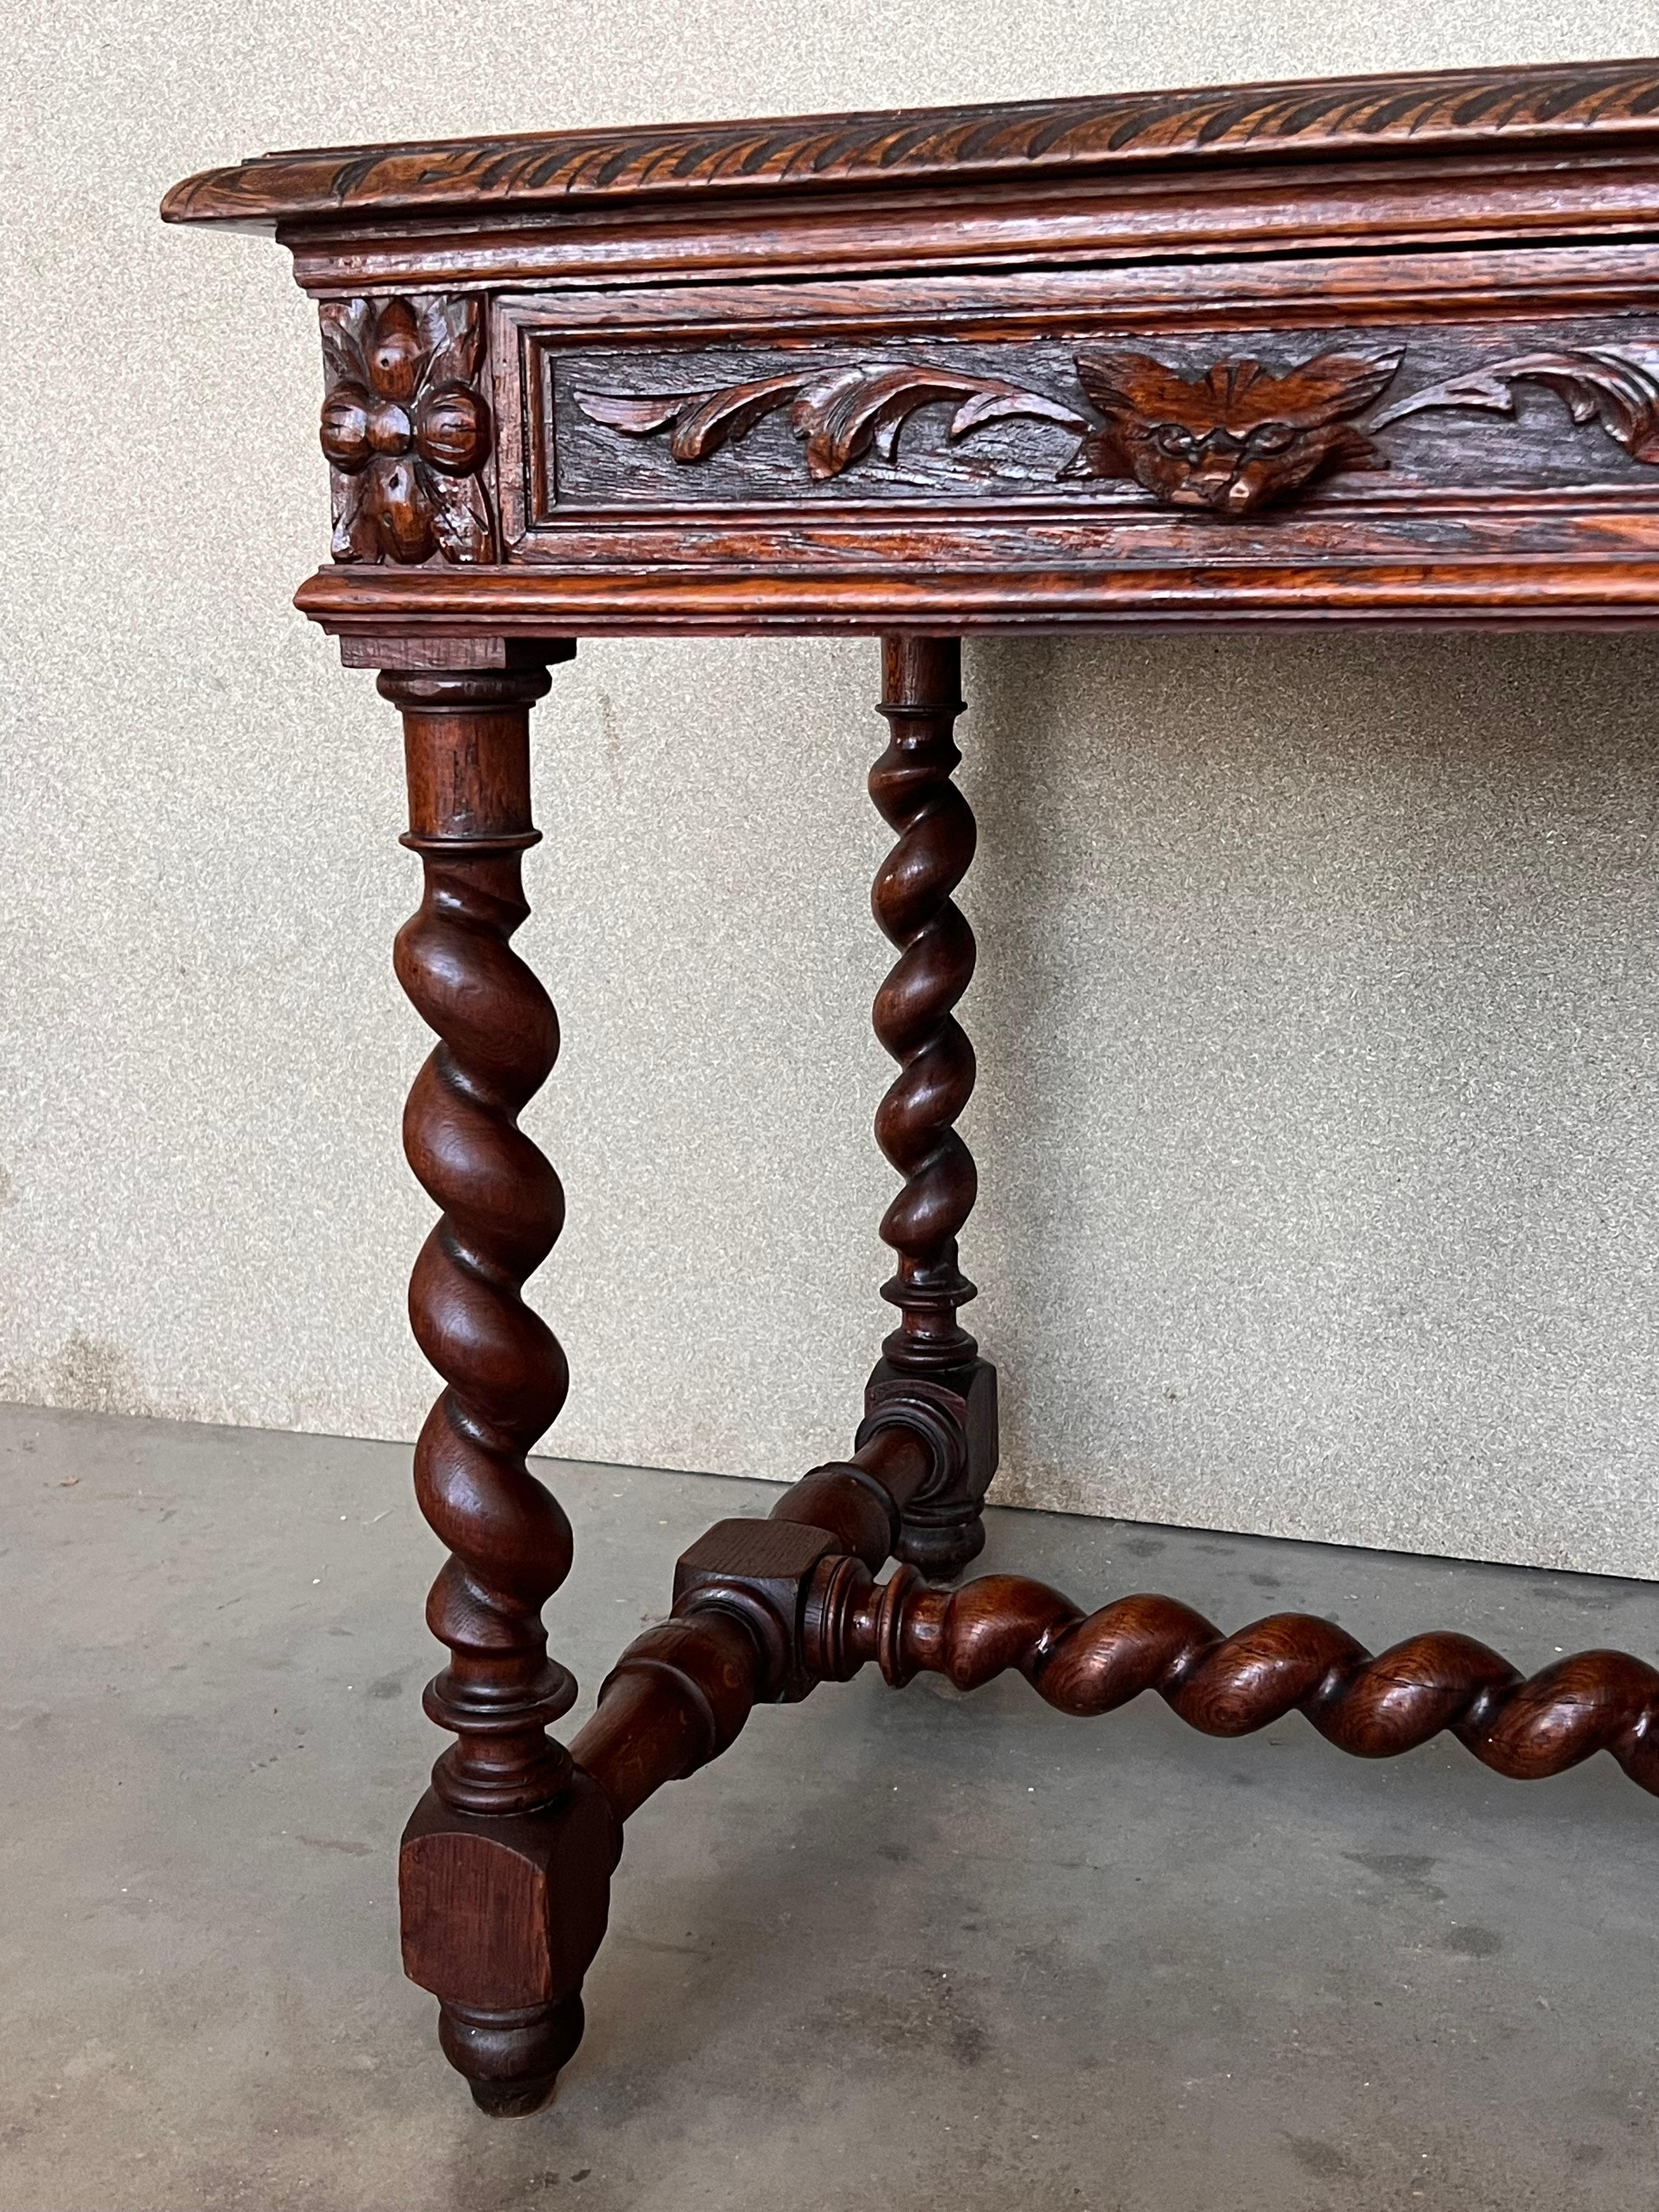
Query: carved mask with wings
1064,346,1404,516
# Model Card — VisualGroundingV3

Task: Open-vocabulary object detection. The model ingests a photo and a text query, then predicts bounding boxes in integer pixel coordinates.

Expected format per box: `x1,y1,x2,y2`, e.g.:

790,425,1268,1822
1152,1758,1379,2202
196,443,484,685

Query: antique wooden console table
165,59,1659,2115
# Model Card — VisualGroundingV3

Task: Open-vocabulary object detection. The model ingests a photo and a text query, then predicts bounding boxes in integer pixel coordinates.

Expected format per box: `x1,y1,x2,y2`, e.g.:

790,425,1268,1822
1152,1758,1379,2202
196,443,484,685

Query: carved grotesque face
1066,348,1403,516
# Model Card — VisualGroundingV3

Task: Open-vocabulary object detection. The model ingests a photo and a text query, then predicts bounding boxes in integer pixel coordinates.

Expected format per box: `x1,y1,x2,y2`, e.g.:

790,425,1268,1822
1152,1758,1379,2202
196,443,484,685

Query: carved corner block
319,294,498,565
672,1517,843,1703
400,1769,620,2114
859,1358,999,1579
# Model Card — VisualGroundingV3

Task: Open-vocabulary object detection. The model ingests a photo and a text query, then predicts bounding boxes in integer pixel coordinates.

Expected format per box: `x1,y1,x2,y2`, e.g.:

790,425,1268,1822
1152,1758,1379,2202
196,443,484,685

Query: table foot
440,1999,586,2115
400,1776,619,2114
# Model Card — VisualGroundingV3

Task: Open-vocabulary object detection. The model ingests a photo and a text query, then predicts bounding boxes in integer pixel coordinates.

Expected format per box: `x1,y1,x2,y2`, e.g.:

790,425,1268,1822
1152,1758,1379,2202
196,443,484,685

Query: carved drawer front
487,257,1659,574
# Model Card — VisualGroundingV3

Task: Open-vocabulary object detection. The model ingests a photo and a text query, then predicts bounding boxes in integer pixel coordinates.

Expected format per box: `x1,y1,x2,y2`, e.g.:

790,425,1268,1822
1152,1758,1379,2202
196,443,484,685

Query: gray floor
5,1407,1658,2212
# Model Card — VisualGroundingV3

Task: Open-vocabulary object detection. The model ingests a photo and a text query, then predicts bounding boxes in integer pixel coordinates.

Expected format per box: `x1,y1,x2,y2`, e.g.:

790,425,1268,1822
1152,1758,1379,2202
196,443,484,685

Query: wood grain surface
163,58,1659,2117
162,58,1659,225
532,321,1659,514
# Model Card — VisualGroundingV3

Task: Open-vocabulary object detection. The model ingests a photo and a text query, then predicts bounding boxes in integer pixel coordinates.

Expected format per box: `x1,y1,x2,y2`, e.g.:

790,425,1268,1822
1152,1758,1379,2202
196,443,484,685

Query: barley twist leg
864,637,997,1575
383,657,617,2117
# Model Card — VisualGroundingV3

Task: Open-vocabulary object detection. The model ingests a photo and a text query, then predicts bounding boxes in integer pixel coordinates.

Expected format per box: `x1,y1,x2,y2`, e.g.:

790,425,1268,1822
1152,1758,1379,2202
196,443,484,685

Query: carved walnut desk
164,59,1659,2115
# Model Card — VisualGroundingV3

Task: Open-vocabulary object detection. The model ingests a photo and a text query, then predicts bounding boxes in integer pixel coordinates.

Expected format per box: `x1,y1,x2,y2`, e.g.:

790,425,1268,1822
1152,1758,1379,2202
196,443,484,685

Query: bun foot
439,1996,586,2117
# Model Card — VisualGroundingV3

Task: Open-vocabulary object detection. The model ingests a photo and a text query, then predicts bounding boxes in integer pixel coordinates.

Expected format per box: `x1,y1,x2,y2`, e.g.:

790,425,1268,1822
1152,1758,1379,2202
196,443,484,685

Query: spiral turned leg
383,658,618,2116
861,637,997,1577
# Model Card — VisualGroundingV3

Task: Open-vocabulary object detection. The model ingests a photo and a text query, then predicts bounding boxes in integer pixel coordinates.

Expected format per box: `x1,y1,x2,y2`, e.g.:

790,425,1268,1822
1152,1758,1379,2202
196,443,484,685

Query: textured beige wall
6,4,1659,1576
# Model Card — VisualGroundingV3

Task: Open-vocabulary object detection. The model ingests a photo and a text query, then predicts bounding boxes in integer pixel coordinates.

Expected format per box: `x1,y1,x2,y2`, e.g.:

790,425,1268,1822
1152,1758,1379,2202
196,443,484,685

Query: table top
162,58,1659,642
162,58,1659,229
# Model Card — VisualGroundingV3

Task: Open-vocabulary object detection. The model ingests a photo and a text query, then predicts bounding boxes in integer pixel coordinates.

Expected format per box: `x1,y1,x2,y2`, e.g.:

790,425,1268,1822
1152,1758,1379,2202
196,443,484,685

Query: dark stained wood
804,1565,1659,1795
555,329,1650,511
271,157,1659,299
860,640,999,1576
571,1426,934,1825
766,1441,919,1570
1063,344,1402,515
386,657,613,2112
487,241,1659,350
321,296,496,564
296,554,1659,639
672,1519,844,1702
168,75,1659,636
867,639,977,1373
400,1773,618,2113
159,60,1659,227
500,297,1659,617
390,662,577,1820
569,1609,763,1824
163,59,1659,2118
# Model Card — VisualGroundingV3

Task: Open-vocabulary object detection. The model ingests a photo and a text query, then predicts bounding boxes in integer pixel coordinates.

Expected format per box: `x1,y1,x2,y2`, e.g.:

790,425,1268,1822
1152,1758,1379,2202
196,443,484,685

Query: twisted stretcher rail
806,1564,1659,1795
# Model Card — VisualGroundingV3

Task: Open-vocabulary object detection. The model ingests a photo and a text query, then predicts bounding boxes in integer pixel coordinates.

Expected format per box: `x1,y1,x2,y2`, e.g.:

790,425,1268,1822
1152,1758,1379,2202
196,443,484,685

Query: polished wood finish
322,297,497,563
165,58,1659,2118
861,638,998,1575
387,656,619,2112
390,661,575,1820
159,60,1659,225
170,58,1659,639
804,1565,1659,1793
569,1425,931,1819
868,638,977,1372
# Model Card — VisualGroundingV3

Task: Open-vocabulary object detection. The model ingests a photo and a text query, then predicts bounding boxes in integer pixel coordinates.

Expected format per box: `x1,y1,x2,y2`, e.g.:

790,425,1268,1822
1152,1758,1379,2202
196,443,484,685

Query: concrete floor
4,1406,1658,2212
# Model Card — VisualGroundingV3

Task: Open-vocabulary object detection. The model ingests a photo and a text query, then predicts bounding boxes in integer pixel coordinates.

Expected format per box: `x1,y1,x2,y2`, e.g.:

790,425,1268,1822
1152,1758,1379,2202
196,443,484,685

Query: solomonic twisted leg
383,657,617,2117
863,637,997,1576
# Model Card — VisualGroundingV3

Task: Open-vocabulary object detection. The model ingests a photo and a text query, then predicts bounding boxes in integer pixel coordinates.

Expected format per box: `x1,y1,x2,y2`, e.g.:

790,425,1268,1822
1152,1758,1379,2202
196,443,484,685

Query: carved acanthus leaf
1372,349,1659,463
574,365,1087,481
574,391,700,439
575,347,1402,514
573,337,1659,517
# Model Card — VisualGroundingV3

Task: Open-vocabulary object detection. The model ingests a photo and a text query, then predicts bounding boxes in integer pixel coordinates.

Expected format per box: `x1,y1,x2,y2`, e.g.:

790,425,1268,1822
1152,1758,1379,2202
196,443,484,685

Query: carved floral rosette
320,295,495,564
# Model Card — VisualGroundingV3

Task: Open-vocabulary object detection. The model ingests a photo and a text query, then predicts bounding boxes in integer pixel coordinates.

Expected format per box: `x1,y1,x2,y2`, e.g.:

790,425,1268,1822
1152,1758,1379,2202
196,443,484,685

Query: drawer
486,247,1659,606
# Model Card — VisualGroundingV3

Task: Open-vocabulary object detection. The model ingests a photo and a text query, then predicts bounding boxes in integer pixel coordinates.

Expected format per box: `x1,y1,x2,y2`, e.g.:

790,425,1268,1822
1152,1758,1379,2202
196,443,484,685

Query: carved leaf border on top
164,60,1659,225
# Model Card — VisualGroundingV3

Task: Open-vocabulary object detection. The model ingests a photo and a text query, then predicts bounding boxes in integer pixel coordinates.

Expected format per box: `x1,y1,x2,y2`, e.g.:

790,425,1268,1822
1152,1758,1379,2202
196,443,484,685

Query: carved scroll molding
320,296,495,563
162,59,1659,225
574,340,1659,519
